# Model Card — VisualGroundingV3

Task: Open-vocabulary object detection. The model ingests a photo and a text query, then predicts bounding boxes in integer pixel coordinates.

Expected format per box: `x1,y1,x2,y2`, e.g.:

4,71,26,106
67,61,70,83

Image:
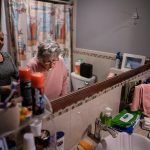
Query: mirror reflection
27,41,68,100
1,0,149,102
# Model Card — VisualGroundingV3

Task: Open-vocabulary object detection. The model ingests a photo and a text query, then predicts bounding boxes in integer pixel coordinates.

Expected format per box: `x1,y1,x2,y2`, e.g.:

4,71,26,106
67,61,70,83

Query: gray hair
37,41,61,59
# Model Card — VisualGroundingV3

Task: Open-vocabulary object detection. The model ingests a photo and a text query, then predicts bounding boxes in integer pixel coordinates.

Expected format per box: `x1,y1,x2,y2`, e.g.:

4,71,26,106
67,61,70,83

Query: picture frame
121,53,146,71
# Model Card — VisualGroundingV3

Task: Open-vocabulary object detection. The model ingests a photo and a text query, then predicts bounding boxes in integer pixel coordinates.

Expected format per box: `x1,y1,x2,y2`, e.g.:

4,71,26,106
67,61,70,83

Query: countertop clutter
71,118,150,150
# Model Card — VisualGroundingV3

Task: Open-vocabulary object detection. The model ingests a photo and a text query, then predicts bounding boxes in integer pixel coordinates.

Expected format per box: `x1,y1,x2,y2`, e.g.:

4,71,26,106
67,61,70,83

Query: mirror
70,0,149,90
1,0,149,102
51,62,150,113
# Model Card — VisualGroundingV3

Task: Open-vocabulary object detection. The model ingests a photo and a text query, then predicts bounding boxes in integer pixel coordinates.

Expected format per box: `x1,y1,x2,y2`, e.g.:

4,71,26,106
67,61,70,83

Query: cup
30,119,42,137
56,131,65,150
23,133,36,150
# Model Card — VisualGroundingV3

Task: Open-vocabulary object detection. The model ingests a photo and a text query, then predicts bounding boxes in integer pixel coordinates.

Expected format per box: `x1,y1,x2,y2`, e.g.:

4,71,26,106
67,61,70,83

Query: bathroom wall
73,48,115,82
76,0,150,57
43,68,150,150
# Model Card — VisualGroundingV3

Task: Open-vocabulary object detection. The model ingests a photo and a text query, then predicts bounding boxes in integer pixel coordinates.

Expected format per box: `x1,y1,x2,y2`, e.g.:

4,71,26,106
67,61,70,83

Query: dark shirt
0,52,19,86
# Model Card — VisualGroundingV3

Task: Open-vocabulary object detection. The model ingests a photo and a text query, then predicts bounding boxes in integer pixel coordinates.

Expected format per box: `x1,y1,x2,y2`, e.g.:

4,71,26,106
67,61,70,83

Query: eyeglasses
40,58,59,64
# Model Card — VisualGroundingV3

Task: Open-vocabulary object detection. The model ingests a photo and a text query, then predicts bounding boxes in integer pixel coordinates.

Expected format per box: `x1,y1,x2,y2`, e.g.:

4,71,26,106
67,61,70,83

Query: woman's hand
0,85,11,94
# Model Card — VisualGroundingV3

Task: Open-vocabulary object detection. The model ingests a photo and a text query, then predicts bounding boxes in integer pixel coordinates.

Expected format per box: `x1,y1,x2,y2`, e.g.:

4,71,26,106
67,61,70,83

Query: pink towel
131,84,150,116
141,84,150,116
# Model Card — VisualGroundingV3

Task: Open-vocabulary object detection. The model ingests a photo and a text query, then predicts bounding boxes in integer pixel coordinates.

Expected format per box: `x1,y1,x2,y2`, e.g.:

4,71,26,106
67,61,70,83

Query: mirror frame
51,62,150,113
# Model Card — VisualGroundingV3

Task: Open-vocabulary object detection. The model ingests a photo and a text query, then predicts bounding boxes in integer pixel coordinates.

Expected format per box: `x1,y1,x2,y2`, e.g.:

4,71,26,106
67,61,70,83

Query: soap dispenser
104,107,112,126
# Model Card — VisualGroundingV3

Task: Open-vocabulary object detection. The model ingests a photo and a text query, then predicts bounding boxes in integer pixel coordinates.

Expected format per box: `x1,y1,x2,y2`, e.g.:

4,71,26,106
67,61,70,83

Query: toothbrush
3,81,18,108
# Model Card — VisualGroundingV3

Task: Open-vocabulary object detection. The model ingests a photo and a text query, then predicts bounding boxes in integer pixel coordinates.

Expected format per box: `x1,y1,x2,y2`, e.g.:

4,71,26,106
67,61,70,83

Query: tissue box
80,63,93,78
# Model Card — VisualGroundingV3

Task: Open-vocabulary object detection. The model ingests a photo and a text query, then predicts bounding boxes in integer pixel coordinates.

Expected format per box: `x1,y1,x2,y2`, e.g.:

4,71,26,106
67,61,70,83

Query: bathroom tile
69,103,89,149
42,111,71,150
86,97,102,124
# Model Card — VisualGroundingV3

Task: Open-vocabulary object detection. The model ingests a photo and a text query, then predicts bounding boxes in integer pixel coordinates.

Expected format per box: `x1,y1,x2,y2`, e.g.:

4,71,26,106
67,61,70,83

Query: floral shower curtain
7,0,72,90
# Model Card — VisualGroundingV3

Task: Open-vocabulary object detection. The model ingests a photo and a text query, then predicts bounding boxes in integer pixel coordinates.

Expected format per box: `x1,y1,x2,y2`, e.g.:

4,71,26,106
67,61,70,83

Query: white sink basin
96,132,150,150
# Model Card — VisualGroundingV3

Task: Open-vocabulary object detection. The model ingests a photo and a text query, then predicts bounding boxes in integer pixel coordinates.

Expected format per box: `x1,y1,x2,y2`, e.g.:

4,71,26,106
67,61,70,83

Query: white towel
144,117,150,123
142,124,150,130
144,121,150,126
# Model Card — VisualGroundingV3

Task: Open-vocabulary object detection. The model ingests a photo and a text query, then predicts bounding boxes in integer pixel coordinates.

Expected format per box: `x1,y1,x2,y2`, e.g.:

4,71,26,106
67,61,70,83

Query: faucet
87,118,118,143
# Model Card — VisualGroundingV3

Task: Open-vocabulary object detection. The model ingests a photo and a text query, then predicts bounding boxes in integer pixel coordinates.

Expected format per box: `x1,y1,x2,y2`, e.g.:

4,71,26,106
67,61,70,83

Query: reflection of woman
0,31,19,101
27,41,68,100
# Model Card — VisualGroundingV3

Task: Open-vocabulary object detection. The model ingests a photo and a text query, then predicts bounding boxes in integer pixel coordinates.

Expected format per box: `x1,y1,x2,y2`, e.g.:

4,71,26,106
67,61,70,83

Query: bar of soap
78,139,93,150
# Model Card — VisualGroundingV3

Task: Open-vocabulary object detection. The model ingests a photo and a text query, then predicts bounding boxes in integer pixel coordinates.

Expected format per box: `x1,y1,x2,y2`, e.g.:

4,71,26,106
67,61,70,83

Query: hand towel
142,124,150,130
141,84,150,116
144,117,150,123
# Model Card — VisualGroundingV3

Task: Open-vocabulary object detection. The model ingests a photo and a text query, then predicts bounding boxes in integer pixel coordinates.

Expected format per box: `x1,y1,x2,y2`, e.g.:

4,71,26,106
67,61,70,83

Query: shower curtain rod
37,0,73,5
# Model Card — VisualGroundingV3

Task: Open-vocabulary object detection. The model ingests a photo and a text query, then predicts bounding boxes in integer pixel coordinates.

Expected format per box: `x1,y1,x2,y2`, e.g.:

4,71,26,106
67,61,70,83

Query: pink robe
27,57,67,100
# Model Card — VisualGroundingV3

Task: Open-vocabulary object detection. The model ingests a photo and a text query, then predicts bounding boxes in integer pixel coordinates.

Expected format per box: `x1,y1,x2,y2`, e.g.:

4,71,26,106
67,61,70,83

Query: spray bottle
19,67,32,107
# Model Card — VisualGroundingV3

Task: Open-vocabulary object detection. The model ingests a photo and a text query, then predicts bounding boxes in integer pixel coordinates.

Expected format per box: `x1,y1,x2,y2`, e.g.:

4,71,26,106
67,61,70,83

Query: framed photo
121,53,146,71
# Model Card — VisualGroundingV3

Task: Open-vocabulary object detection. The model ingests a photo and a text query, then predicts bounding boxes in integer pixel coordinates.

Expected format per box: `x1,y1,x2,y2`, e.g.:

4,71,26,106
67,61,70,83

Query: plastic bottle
31,72,45,115
75,59,83,75
115,52,121,69
104,107,112,126
75,61,80,75
19,67,32,107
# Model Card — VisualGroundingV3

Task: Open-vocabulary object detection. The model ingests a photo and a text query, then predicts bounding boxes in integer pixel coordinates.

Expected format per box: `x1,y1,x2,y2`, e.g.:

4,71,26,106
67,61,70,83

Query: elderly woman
0,31,19,101
27,41,68,100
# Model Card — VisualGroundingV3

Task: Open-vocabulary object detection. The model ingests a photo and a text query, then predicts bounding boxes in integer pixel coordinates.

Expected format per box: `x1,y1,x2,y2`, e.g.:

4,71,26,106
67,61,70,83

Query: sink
95,132,150,150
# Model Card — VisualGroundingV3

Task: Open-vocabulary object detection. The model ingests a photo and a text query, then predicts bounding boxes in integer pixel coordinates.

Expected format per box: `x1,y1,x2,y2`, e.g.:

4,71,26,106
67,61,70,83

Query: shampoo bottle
115,52,121,69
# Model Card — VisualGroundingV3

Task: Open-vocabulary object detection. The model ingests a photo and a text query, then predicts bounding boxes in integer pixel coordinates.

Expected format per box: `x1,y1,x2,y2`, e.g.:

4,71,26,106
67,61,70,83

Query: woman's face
0,32,4,50
39,55,59,70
